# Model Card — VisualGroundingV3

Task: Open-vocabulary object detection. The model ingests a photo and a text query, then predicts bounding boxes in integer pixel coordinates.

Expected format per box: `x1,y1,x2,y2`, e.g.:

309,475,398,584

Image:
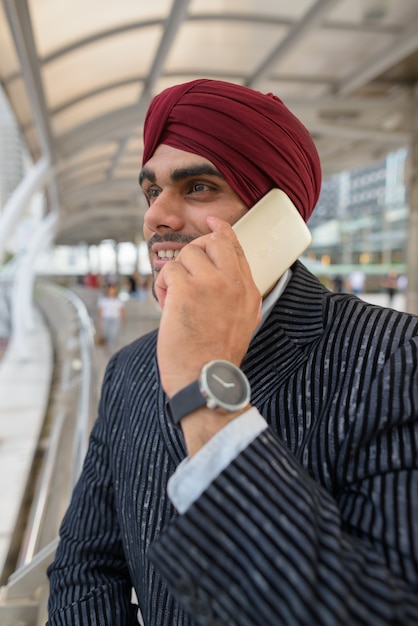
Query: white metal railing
0,256,20,339
0,157,51,267
0,280,98,626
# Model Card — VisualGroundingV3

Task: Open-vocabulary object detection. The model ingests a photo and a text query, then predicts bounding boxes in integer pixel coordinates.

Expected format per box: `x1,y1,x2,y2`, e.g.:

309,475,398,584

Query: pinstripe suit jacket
47,261,418,625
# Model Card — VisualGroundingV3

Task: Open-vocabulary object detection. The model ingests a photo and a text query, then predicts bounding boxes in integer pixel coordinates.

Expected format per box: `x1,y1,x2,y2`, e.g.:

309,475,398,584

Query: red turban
142,79,321,222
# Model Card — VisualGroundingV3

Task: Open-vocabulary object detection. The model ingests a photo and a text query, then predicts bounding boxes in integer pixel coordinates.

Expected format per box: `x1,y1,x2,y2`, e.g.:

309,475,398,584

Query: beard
147,231,200,301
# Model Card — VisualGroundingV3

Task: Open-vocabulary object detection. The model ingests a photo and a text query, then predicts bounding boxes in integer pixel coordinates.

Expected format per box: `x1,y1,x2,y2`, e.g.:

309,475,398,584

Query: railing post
10,212,58,361
0,157,51,265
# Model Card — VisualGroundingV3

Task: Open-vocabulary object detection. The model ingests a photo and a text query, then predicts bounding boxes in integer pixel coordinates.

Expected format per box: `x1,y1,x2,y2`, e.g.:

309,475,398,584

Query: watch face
202,360,250,410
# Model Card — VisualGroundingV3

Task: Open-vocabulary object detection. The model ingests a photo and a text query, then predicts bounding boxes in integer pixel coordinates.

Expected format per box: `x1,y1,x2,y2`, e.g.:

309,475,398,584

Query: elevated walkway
0,309,53,576
70,284,161,392
0,281,160,625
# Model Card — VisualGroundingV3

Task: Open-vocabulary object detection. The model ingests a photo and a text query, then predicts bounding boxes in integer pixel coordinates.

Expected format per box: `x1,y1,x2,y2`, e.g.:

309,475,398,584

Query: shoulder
284,262,417,352
99,329,159,412
105,329,158,379
326,291,417,345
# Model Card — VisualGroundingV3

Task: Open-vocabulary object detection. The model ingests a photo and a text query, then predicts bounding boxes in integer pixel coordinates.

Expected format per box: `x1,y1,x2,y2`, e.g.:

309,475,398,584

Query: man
47,79,418,625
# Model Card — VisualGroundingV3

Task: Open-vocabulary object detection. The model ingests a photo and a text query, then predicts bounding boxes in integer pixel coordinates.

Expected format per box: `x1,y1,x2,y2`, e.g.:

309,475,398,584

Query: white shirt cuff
167,407,267,514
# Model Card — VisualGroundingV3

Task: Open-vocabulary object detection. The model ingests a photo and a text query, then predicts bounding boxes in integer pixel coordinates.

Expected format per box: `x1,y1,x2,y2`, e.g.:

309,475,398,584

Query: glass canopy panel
5,77,34,128
60,172,110,198
117,167,142,180
189,0,314,21
0,3,20,78
113,162,141,180
328,0,418,26
110,167,137,183
102,192,138,205
266,80,330,103
120,135,143,168
69,179,138,204
52,84,140,136
65,183,120,208
122,134,142,155
41,27,161,110
165,21,287,75
29,0,172,57
60,161,110,185
62,142,119,170
22,126,41,160
279,30,395,85
118,154,142,169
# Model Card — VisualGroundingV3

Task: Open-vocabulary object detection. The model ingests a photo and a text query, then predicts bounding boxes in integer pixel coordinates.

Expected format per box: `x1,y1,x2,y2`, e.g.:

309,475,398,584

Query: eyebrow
138,164,224,186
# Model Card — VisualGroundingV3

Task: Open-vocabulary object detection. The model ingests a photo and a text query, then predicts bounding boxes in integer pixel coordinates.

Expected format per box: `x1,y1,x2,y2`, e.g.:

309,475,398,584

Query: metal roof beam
309,122,409,143
64,178,141,206
284,93,413,112
336,17,418,95
56,99,412,170
8,13,395,77
107,0,192,178
246,0,341,89
4,0,54,161
56,103,146,159
141,0,191,100
4,0,61,213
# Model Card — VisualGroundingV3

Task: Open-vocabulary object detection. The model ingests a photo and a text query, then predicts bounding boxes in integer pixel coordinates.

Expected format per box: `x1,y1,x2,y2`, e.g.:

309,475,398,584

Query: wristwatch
167,360,251,425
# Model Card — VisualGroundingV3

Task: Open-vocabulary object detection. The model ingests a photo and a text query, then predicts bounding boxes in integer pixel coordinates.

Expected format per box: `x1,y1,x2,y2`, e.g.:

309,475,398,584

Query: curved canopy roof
1,0,418,245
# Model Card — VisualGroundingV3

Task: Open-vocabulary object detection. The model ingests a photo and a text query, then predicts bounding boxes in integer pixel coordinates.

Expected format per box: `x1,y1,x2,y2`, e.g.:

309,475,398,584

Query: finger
206,215,246,258
177,217,249,278
155,258,188,308
174,236,262,331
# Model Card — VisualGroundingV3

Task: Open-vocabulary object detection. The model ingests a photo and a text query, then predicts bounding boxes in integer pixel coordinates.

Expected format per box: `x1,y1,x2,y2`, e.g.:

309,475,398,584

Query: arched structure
1,0,418,308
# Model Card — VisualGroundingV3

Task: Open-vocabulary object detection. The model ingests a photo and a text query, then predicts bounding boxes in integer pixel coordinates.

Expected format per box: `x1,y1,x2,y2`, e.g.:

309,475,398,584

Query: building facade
308,148,408,274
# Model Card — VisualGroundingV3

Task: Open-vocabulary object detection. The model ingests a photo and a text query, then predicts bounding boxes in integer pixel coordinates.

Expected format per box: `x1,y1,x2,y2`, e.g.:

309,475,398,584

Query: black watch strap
166,381,207,425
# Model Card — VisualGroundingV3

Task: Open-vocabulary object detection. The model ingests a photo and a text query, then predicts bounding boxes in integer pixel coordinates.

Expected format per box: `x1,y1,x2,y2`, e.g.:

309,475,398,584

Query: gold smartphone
233,188,312,296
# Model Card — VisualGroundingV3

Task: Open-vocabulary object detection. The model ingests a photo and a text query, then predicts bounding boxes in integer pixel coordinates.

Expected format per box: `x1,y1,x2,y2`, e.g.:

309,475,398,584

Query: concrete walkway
70,285,161,392
0,286,161,580
0,311,53,577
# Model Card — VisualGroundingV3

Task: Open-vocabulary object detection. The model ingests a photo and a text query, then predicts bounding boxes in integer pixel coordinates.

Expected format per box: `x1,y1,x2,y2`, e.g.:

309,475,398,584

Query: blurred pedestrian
332,275,344,293
96,283,126,353
382,269,398,306
348,269,365,295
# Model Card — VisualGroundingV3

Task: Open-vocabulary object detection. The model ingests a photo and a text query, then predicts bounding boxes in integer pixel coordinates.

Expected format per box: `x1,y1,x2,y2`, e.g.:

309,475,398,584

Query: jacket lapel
242,261,325,406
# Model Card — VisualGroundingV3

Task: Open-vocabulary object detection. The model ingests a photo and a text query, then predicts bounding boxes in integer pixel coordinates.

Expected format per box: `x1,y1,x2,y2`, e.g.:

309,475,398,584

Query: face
107,285,118,297
140,144,248,294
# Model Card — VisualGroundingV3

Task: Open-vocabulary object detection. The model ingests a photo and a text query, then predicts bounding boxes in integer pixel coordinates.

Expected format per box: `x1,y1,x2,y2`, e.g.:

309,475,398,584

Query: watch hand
212,374,235,388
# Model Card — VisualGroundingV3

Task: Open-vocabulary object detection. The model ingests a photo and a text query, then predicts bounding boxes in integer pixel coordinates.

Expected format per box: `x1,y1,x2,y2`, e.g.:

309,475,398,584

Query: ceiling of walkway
1,0,418,245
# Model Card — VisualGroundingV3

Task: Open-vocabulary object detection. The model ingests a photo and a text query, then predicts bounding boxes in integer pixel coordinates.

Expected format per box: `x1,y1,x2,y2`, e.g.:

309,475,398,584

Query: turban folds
142,79,321,222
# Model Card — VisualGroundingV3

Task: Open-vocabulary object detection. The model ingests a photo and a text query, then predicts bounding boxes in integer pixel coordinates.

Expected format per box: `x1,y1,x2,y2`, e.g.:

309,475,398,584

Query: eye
192,183,207,192
187,181,216,195
144,186,161,203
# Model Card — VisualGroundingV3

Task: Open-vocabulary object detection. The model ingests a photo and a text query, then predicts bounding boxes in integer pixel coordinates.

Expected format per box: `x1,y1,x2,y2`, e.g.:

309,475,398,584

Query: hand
156,216,262,399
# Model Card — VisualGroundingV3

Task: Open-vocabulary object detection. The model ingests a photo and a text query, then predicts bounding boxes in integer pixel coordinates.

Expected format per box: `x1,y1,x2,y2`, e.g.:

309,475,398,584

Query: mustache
147,232,198,252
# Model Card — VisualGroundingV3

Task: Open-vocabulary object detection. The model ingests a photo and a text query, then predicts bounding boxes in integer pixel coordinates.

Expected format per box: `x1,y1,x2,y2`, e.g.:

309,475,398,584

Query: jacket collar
264,260,325,344
241,261,326,404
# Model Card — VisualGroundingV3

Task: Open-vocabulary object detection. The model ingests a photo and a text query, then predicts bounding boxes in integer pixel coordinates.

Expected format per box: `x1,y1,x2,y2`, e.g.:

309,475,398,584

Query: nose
143,190,185,234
